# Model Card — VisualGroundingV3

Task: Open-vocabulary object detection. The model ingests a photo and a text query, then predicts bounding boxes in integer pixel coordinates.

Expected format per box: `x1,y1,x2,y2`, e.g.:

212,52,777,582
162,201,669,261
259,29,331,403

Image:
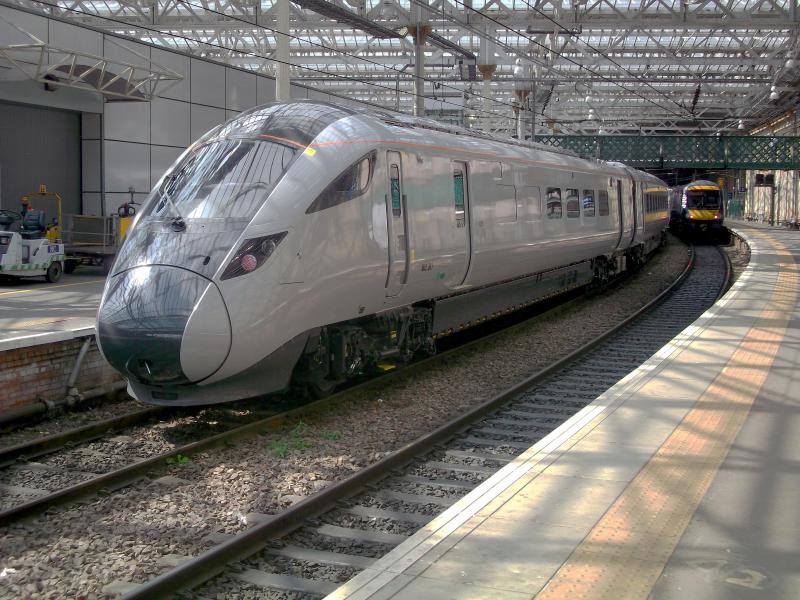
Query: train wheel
304,379,337,399
45,261,63,283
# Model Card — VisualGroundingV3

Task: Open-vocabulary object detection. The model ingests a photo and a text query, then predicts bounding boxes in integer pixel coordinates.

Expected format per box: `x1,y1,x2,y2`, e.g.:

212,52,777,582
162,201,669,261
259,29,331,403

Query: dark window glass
391,164,401,217
582,190,595,217
144,139,297,221
566,188,580,218
546,187,562,219
686,189,721,209
598,189,610,216
307,152,375,213
209,101,353,148
453,169,466,227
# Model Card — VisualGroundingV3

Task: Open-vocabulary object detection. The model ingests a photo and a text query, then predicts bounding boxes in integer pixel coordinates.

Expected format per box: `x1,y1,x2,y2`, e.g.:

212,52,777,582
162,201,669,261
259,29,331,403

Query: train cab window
582,190,595,217
566,189,580,218
546,187,562,219
146,139,298,221
390,164,401,217
306,152,375,213
453,168,466,227
598,190,610,216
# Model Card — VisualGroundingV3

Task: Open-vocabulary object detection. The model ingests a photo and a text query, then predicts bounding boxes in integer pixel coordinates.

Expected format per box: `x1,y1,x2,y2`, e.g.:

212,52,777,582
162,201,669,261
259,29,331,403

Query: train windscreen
144,139,297,221
208,101,354,147
685,188,721,209
140,102,355,222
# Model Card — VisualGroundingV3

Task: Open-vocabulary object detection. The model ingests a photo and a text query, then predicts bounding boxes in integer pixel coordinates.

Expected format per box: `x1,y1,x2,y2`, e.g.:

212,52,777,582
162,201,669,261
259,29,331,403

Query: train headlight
221,231,287,280
240,254,258,272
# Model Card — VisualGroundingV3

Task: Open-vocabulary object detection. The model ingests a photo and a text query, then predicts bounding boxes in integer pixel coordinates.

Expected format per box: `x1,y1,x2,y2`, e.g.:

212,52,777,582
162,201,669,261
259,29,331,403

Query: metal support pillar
414,33,424,117
483,78,491,122
477,33,496,130
276,0,291,102
770,184,776,226
411,5,426,118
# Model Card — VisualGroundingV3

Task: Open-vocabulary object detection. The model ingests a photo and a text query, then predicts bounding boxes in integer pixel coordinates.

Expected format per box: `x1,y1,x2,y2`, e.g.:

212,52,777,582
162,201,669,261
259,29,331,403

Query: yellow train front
669,179,724,237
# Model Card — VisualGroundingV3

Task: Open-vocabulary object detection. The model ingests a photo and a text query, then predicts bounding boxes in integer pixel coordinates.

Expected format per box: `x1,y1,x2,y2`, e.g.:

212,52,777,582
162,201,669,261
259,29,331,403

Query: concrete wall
0,3,356,217
0,102,81,214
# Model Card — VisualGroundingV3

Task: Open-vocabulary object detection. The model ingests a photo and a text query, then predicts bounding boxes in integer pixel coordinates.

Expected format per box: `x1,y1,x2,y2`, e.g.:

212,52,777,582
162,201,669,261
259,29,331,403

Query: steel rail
716,237,735,302
121,245,697,600
0,241,687,534
0,262,609,527
0,407,165,468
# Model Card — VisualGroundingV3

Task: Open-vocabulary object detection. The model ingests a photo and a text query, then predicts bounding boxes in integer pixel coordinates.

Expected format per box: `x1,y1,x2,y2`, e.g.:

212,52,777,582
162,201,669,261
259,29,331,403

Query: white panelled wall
0,4,355,217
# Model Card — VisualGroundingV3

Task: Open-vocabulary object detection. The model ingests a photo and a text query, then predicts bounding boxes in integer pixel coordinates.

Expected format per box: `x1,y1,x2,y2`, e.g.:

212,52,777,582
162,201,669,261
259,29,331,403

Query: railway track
116,244,730,599
0,246,666,528
0,291,583,526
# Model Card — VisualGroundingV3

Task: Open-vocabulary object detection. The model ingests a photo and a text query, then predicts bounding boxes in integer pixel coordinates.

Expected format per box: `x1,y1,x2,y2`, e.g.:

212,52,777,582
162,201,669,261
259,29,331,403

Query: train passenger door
451,162,471,287
385,151,409,297
614,179,625,249
630,176,640,242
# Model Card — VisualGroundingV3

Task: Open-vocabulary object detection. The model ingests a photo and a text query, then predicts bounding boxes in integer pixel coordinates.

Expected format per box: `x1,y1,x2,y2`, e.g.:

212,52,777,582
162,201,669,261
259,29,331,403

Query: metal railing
537,135,800,169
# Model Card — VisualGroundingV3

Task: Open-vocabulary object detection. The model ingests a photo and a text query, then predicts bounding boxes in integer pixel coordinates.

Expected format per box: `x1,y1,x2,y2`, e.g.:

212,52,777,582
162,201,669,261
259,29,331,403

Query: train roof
218,100,580,160
351,106,579,159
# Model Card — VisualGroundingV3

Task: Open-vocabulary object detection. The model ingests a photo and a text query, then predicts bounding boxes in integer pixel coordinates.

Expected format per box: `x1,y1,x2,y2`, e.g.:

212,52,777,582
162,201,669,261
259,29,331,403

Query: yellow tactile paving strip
535,233,797,600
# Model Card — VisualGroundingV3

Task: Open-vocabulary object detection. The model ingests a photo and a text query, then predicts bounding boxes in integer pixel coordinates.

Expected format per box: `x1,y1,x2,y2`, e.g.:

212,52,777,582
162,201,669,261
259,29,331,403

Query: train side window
598,189,609,216
566,189,580,218
453,168,465,227
546,187,562,219
582,190,595,217
390,164,401,217
307,151,375,213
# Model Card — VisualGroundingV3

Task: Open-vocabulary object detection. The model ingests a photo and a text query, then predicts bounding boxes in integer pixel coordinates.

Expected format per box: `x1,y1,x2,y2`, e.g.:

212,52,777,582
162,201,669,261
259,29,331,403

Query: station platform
0,272,104,351
330,222,800,600
0,271,114,411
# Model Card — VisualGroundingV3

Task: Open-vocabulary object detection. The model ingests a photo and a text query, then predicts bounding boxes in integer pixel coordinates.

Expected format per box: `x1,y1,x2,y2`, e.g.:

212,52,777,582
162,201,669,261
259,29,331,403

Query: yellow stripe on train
645,211,669,223
686,185,720,191
687,209,719,220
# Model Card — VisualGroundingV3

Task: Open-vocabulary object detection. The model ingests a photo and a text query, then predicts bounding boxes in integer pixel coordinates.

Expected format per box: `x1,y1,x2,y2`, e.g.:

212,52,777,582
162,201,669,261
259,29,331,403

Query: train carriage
97,101,669,406
669,179,724,236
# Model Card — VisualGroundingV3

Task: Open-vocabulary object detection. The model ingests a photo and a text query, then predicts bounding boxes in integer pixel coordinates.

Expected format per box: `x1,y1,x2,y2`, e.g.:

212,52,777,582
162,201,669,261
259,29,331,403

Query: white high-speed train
97,101,669,406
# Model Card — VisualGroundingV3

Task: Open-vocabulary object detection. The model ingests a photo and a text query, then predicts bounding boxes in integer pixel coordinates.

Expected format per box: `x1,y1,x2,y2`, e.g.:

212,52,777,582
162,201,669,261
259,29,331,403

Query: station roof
7,0,799,136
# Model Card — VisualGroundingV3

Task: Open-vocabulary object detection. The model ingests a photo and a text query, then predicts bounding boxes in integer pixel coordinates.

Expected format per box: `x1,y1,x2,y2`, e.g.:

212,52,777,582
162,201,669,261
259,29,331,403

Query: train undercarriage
292,241,658,397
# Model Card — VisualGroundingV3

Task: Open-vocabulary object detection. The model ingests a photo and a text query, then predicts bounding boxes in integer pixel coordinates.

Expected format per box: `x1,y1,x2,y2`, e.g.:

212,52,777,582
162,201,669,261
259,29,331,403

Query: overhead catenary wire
13,0,520,127
23,0,588,134
515,0,694,115
168,0,582,131
417,0,689,120
23,0,549,132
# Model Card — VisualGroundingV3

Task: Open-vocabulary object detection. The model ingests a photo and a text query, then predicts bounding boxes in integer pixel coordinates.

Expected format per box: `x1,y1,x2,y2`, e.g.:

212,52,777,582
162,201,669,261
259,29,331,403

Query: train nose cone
97,265,231,385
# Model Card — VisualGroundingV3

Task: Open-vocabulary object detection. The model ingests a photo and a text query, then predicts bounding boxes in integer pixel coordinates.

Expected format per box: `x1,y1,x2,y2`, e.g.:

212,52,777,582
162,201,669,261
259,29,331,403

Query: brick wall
0,336,122,411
